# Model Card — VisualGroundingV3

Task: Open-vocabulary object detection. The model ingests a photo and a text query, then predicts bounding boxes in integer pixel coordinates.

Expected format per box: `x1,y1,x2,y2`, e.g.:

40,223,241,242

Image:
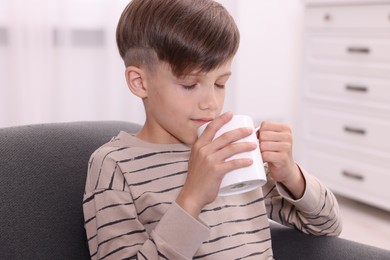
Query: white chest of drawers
299,1,390,211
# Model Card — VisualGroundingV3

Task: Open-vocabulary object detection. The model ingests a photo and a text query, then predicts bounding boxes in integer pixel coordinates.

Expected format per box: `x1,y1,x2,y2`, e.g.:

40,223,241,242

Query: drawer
309,61,390,80
307,74,390,108
309,38,390,63
306,4,390,29
306,108,390,152
303,149,390,210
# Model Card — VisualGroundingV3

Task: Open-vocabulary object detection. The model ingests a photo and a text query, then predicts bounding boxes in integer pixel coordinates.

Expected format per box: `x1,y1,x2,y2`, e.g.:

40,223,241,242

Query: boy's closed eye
181,83,198,90
177,73,230,90
214,83,225,89
181,82,226,90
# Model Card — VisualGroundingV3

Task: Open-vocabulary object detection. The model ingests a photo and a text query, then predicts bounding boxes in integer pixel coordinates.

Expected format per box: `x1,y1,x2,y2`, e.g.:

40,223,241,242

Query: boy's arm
84,190,209,259
263,165,342,236
258,121,342,236
83,148,209,260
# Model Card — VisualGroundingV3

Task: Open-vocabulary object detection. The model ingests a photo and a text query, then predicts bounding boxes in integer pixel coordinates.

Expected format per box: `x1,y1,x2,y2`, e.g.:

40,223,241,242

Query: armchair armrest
270,221,390,260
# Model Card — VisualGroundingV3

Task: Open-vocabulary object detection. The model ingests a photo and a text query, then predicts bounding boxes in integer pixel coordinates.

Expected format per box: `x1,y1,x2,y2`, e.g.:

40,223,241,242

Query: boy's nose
199,87,218,110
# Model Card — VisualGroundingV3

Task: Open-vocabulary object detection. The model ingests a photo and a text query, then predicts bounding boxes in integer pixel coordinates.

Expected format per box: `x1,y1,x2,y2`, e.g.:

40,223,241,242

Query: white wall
0,0,304,128
233,1,304,126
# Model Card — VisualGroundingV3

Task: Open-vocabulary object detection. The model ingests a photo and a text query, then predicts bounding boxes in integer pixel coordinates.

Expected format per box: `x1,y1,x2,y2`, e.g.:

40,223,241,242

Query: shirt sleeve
83,147,210,260
263,164,343,236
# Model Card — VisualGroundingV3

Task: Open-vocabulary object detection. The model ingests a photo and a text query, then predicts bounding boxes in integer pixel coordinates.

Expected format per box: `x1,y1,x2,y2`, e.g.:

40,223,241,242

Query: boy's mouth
193,118,213,125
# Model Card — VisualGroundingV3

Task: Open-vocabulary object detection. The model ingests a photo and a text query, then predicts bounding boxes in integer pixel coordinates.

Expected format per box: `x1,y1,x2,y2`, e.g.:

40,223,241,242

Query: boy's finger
259,131,292,143
260,121,290,132
198,112,233,143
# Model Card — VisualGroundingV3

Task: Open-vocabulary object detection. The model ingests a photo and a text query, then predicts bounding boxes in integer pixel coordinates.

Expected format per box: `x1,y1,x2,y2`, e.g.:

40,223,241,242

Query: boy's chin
181,135,197,146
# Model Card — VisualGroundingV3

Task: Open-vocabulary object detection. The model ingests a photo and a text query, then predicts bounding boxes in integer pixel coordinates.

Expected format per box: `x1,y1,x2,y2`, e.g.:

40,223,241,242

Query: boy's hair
116,0,240,77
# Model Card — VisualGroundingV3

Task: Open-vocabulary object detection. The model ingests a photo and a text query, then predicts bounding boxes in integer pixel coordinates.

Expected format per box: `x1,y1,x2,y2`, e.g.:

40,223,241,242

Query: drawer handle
323,14,332,21
342,171,364,181
344,126,366,135
347,47,370,54
345,85,368,93
0,27,8,46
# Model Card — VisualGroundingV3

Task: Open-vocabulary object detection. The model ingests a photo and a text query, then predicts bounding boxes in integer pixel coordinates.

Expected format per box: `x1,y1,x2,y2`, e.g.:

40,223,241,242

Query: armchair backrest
0,121,141,259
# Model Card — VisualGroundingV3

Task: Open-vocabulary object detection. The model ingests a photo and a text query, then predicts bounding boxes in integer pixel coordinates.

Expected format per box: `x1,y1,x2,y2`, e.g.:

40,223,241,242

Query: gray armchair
1,121,389,259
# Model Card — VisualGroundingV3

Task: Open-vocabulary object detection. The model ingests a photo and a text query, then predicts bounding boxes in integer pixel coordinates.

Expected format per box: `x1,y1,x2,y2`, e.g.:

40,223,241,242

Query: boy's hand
176,112,257,218
257,121,305,199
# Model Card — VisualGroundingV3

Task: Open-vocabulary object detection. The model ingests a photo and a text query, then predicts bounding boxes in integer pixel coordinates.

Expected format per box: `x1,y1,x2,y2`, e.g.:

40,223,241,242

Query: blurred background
0,0,302,128
0,0,389,250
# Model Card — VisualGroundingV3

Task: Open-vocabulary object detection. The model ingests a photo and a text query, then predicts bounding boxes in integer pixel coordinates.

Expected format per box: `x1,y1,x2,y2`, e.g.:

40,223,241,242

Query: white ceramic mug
197,115,267,196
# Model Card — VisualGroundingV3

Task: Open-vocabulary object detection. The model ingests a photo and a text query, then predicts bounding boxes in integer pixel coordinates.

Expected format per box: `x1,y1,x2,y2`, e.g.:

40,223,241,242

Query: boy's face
139,59,233,145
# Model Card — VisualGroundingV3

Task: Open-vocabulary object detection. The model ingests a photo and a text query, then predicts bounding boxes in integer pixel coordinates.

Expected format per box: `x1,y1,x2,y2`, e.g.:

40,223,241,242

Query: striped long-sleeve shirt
83,131,342,259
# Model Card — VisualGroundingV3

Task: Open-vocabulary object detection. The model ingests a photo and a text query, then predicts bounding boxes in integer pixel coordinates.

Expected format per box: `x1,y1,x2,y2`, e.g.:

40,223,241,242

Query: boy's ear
125,66,148,98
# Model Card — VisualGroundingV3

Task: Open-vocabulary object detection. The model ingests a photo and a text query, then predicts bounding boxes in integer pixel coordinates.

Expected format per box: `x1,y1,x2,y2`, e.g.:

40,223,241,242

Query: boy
83,0,342,259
